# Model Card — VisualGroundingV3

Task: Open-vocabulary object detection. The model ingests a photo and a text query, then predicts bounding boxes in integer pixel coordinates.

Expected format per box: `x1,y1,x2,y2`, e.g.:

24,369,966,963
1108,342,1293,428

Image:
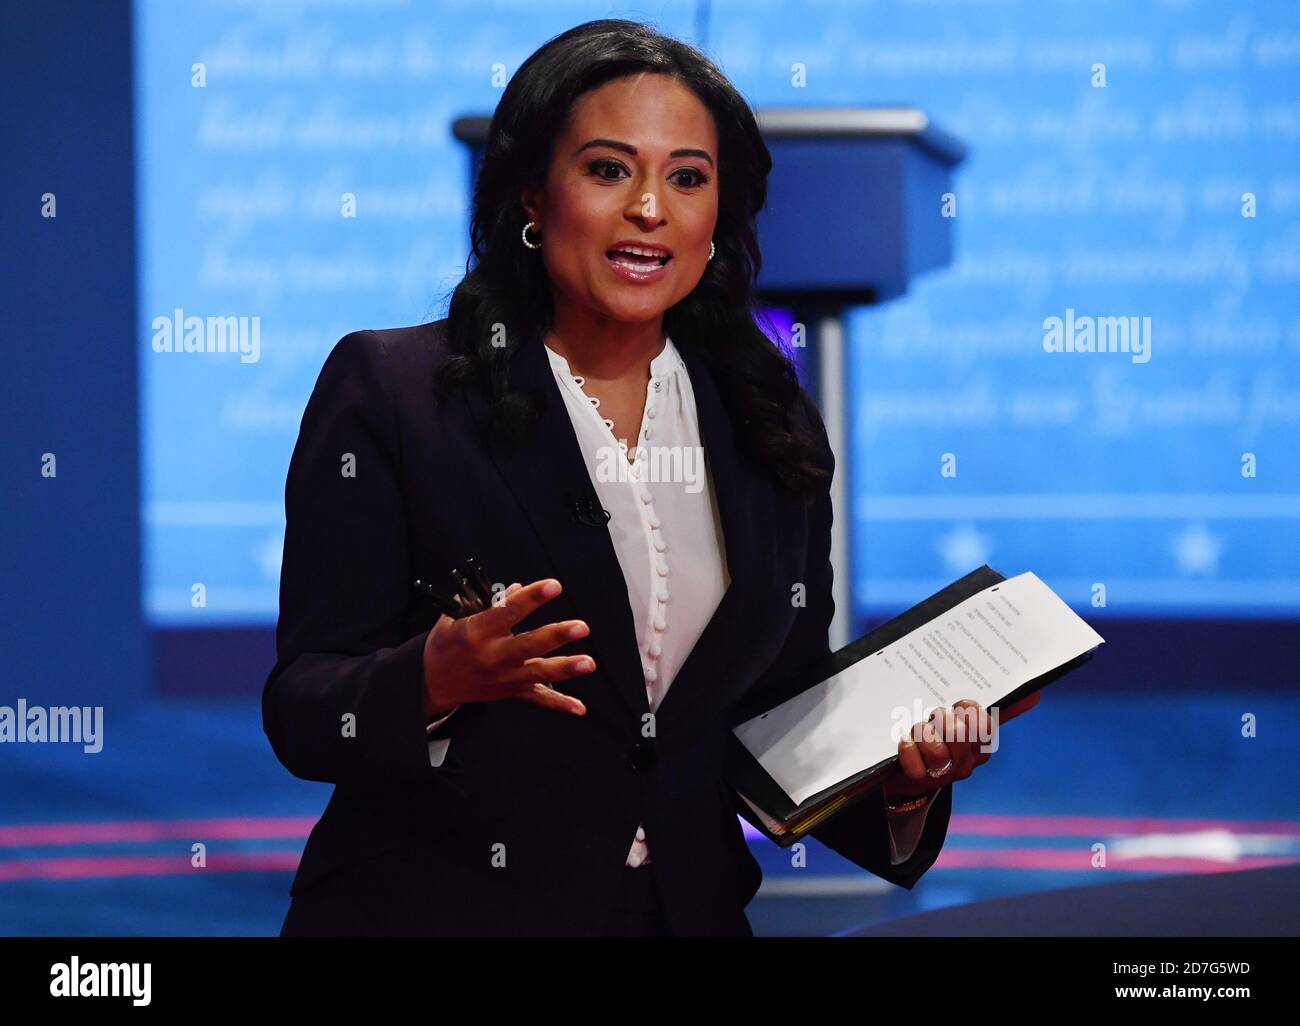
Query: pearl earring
709,240,715,261
521,221,541,250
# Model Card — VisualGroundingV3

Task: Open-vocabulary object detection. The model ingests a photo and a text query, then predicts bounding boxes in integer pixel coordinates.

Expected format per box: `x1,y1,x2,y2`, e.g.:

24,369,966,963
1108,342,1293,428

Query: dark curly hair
433,17,828,496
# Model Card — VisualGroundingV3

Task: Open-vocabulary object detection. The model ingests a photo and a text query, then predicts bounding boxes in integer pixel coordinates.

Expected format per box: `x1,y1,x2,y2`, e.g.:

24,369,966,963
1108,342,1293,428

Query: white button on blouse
544,335,730,869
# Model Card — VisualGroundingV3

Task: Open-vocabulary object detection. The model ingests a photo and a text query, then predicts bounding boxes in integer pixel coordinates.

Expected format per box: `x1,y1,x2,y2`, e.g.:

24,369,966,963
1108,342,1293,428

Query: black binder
724,565,1099,847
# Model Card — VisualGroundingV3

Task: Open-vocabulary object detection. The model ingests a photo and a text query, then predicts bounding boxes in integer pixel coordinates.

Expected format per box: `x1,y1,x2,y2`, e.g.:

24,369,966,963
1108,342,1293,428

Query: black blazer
262,319,952,936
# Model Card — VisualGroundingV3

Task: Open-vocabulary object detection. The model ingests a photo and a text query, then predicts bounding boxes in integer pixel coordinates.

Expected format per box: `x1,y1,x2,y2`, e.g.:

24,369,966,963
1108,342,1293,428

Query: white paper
733,572,1104,806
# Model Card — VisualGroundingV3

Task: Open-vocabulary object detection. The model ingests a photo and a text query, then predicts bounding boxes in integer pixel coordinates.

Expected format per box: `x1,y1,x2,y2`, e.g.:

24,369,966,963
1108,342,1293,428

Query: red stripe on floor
0,851,303,881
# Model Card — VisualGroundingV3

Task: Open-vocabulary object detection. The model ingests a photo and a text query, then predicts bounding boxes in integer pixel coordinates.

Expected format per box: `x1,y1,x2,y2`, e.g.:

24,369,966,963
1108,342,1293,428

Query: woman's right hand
421,578,596,718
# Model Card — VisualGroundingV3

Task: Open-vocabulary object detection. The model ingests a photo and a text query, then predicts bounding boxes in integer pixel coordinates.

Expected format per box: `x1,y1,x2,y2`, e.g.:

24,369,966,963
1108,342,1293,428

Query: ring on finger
926,756,954,779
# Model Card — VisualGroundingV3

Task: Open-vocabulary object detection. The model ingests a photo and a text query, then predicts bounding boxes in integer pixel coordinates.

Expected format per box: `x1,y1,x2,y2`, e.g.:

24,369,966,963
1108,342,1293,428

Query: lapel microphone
570,488,611,527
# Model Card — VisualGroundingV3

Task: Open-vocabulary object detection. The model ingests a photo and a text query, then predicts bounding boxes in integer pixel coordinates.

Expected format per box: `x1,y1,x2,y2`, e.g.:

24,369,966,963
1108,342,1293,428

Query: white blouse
544,335,728,868
427,335,933,870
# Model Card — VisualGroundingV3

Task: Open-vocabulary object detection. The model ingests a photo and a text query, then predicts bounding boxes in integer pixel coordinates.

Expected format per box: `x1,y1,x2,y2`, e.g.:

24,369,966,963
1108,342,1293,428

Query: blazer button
626,740,656,771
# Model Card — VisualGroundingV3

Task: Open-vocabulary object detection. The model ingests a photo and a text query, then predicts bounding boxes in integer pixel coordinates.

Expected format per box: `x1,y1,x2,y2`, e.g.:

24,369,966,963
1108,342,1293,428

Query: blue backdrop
133,0,1300,628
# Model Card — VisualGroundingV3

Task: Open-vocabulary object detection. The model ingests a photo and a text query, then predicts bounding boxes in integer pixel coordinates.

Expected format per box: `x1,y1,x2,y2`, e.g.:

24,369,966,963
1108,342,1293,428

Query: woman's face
521,73,720,327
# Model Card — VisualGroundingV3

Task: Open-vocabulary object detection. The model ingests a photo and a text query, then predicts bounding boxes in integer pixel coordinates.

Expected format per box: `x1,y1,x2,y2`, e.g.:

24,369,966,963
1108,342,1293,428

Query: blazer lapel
459,333,773,727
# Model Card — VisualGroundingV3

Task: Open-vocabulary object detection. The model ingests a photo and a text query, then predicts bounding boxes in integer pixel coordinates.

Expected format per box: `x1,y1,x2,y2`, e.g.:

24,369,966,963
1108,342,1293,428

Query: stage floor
1,689,1296,936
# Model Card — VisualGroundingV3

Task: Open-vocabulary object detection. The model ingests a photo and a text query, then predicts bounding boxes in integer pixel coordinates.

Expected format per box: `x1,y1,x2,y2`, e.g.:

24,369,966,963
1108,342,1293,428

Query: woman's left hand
881,692,1042,803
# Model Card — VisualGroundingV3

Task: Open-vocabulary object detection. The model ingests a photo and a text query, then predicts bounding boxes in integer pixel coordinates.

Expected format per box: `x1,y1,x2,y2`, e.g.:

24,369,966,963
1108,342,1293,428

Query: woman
263,18,1037,937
